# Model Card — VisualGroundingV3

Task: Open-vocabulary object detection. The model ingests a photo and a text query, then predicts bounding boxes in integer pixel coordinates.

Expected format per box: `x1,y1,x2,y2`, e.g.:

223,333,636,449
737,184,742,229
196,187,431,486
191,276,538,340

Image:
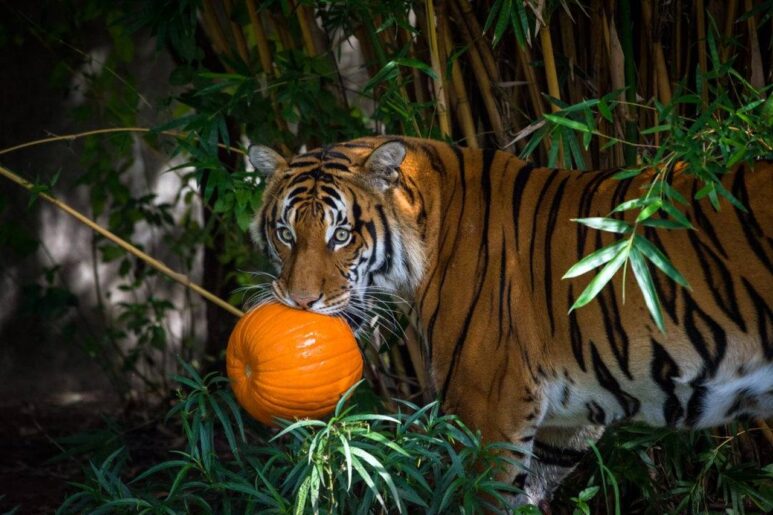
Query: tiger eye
333,228,351,244
277,227,294,244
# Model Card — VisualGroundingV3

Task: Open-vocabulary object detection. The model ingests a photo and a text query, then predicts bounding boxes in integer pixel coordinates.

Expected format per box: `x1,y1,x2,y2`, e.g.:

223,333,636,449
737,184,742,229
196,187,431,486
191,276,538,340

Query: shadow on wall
0,1,206,405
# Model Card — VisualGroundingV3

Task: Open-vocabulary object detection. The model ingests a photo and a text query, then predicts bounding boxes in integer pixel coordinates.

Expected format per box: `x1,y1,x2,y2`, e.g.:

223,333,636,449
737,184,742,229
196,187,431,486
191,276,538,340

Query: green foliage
2,1,772,513
59,370,522,514
533,30,773,330
558,424,773,514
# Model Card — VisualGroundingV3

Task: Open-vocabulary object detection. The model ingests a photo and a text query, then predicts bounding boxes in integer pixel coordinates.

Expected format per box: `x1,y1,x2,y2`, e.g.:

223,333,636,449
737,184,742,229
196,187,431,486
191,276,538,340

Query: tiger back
247,135,773,508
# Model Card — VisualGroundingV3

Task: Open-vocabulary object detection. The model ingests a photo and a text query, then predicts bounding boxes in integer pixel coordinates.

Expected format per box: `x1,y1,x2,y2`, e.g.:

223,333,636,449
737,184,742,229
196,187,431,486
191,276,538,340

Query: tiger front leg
442,378,548,510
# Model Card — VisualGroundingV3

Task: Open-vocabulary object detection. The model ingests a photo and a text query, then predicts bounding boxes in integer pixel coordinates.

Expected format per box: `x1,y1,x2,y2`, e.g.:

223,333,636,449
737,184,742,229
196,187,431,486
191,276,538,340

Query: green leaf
338,434,354,489
334,379,364,416
392,57,438,80
349,446,403,513
544,113,593,134
630,249,665,332
569,245,629,312
633,235,690,288
640,124,672,135
349,455,386,510
271,419,326,441
294,473,311,515
612,198,647,213
635,199,663,223
572,217,631,234
661,202,694,229
563,240,628,279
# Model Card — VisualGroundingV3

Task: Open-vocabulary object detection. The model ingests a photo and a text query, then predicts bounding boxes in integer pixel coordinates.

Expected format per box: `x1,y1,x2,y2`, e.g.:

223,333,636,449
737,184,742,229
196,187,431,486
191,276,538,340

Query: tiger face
247,139,425,317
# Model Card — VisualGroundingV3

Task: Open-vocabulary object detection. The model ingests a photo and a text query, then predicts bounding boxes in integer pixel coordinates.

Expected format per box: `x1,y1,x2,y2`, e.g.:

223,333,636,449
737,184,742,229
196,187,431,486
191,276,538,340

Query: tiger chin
247,136,773,510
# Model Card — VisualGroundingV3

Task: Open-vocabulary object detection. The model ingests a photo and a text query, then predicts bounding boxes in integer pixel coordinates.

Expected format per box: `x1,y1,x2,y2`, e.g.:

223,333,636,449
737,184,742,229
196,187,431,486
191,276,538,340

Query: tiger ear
363,140,406,190
248,145,288,176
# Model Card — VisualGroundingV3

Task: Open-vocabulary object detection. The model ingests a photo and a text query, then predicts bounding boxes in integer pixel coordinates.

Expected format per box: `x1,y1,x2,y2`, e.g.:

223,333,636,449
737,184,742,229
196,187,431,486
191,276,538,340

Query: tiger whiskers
233,271,278,310
345,289,411,345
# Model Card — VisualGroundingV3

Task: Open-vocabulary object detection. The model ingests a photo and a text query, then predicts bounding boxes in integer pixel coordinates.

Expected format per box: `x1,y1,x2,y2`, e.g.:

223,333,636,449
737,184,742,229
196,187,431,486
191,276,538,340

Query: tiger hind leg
516,424,605,511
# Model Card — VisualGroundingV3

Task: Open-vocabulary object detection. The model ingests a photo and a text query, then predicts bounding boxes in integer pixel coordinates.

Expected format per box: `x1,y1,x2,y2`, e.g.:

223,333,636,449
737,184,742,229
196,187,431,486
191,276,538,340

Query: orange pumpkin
226,302,362,426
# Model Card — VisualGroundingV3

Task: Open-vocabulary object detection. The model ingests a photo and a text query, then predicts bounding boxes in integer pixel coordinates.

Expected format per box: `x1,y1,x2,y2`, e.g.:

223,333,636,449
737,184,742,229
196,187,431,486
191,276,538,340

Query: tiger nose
290,293,320,309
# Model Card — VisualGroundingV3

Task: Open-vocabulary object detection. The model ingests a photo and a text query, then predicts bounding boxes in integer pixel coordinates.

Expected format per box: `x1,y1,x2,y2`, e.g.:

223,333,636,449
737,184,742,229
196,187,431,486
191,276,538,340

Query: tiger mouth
270,280,351,315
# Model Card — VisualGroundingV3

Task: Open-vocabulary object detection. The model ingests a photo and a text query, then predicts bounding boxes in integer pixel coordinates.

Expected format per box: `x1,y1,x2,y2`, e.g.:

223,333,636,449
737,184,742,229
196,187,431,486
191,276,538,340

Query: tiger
246,135,773,510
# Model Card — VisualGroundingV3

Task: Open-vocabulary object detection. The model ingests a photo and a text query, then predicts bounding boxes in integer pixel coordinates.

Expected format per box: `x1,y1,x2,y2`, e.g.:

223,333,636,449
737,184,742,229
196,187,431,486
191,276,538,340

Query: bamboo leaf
630,249,665,332
544,113,593,133
572,217,631,233
639,218,687,229
612,198,647,213
661,202,694,229
338,435,353,489
349,446,402,512
563,240,628,279
635,199,663,223
633,235,690,288
569,246,629,312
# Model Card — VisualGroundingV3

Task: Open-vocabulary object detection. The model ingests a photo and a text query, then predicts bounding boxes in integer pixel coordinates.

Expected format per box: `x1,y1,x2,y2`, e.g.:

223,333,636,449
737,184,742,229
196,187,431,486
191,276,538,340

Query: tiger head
247,139,426,317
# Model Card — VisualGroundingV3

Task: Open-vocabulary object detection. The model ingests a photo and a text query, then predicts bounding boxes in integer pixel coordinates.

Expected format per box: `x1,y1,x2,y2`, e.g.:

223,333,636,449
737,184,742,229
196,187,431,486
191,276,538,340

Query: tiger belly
541,363,773,429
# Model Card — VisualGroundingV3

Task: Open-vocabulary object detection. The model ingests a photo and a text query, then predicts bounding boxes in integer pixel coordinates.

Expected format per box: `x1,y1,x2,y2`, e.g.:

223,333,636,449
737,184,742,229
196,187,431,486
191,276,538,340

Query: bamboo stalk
559,13,580,104
442,10,478,148
246,0,274,76
201,0,233,66
223,0,250,65
449,0,506,146
0,164,244,318
642,0,672,104
675,0,683,93
293,0,317,57
540,21,561,113
266,9,295,51
721,0,739,63
426,0,452,138
452,0,498,81
619,0,638,165
744,0,764,89
696,0,708,105
604,9,625,166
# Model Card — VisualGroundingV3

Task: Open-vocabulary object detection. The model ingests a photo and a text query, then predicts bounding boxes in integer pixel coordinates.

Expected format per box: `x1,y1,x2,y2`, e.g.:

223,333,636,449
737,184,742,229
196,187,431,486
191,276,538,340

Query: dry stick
696,0,708,105
441,11,479,148
0,164,244,318
744,0,764,90
0,127,246,158
426,0,452,138
448,0,506,147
